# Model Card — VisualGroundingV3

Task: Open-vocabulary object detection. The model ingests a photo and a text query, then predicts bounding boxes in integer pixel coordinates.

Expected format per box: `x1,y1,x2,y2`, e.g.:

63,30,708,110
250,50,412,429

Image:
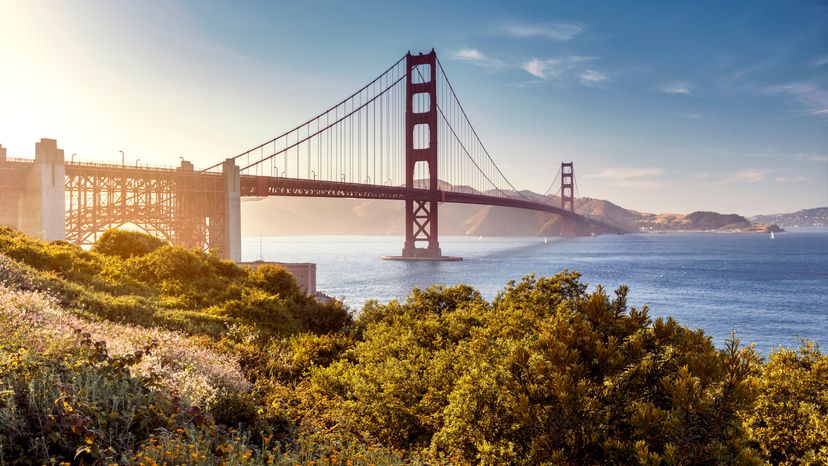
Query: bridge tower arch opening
401,50,442,259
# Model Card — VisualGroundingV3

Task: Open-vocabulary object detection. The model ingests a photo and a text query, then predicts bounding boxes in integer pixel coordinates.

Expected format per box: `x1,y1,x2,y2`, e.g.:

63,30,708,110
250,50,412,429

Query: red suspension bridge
0,50,617,261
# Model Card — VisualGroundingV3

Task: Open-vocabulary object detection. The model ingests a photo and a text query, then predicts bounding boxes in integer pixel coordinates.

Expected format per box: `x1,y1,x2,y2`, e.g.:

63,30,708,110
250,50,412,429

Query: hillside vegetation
0,227,825,465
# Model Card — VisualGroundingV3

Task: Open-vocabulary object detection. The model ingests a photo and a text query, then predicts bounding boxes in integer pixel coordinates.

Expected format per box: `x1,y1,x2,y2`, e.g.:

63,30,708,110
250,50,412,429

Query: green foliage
256,333,357,384
303,273,764,464
91,228,167,259
1,227,825,464
249,264,301,297
745,341,828,465
0,227,350,342
0,226,103,285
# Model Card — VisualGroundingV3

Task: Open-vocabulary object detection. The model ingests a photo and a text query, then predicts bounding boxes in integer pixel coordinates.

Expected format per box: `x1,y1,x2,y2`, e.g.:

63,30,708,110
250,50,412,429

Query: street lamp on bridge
135,158,140,168
119,150,124,167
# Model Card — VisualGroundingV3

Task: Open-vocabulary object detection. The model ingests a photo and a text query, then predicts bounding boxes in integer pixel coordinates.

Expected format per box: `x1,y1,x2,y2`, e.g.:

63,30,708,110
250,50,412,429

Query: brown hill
685,211,751,230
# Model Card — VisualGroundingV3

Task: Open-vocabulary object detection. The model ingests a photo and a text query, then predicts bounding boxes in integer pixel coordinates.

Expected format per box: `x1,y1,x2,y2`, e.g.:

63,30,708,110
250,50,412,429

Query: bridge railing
65,160,187,172
1,157,35,164
1,156,204,173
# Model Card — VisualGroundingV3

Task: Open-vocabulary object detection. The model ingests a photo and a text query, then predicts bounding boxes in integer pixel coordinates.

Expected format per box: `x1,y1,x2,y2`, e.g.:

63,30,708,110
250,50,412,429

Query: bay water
242,230,828,355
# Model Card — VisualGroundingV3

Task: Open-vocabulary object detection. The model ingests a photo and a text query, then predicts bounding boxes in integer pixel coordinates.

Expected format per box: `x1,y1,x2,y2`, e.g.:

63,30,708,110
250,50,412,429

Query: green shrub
744,341,828,465
249,264,300,297
302,273,763,464
0,226,103,283
91,228,167,259
216,291,304,339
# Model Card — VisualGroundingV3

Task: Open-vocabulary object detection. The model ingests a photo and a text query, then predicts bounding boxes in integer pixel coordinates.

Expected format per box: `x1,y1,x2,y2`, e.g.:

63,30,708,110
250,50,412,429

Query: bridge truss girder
64,165,228,252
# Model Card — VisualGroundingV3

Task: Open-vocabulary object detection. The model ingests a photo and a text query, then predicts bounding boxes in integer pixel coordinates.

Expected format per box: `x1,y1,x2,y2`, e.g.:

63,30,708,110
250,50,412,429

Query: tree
92,228,166,259
302,272,763,464
745,341,828,465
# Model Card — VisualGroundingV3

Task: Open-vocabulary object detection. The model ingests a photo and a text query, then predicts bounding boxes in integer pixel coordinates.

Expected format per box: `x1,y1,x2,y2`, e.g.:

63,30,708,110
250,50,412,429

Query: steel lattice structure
64,162,227,250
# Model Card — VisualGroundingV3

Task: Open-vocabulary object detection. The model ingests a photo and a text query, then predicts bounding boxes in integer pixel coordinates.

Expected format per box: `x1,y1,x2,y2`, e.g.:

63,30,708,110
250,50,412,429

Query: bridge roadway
242,175,586,221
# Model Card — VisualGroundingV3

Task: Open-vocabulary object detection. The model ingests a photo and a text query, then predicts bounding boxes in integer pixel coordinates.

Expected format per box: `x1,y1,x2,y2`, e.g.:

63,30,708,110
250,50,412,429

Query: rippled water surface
242,230,828,354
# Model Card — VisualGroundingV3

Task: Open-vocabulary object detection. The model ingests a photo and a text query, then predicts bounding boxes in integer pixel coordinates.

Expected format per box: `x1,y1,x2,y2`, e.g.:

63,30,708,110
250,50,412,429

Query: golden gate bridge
0,50,618,261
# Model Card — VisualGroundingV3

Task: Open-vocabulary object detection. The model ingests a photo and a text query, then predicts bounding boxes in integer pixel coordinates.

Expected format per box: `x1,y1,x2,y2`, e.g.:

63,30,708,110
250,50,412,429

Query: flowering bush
0,320,177,462
0,286,250,409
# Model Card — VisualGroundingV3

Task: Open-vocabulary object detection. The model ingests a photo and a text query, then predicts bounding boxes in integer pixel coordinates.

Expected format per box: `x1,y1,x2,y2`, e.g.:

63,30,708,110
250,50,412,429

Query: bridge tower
401,50,442,258
560,162,576,236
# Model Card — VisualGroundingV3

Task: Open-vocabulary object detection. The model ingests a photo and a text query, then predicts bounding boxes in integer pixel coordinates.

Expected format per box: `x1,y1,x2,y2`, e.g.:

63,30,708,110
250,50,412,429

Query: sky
0,0,826,215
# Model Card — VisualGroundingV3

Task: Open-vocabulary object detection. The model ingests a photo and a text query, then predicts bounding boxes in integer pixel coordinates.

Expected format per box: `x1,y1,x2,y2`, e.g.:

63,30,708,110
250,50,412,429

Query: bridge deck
240,175,583,219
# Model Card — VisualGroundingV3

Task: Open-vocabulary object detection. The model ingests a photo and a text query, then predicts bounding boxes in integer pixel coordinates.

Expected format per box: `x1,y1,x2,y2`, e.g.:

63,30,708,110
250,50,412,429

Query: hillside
241,182,782,235
0,227,823,464
750,207,828,227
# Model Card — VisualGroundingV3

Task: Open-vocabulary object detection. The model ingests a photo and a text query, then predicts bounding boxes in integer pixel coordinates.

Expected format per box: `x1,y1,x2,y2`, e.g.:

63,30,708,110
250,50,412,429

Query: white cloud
793,153,828,162
690,172,713,182
590,167,665,179
522,59,546,78
456,48,484,60
773,175,810,182
579,69,608,85
520,56,593,80
678,112,701,119
503,23,583,41
451,48,505,69
588,167,665,189
723,169,771,184
660,82,694,95
764,82,828,117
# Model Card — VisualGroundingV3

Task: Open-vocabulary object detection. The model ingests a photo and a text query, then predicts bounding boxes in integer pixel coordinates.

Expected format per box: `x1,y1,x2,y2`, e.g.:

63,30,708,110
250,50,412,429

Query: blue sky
1,0,826,215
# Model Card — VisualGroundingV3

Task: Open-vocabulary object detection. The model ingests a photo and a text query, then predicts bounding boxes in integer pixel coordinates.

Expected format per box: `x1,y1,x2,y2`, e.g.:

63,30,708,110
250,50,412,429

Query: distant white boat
544,236,548,243
478,235,482,241
770,231,775,239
